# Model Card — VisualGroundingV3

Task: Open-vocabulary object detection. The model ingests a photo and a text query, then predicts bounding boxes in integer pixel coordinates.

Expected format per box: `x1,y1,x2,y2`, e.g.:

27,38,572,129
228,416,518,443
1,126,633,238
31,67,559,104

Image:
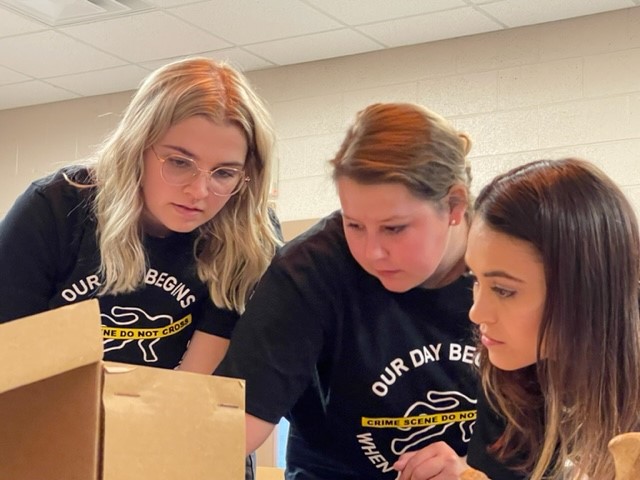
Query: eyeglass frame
150,146,250,197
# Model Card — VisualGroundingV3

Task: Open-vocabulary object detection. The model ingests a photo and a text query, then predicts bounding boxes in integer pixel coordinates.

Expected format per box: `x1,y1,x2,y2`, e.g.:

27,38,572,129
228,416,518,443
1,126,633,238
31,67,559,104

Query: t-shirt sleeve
215,256,332,424
194,299,239,339
0,183,62,323
467,389,527,480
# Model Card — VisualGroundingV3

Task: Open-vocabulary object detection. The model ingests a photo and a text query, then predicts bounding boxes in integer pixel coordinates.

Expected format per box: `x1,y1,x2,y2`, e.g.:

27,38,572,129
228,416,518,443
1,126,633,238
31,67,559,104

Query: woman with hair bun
217,102,479,479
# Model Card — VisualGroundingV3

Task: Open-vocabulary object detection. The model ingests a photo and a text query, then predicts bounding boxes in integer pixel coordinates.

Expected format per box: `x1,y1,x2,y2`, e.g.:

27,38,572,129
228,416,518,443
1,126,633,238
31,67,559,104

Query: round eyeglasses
151,146,249,197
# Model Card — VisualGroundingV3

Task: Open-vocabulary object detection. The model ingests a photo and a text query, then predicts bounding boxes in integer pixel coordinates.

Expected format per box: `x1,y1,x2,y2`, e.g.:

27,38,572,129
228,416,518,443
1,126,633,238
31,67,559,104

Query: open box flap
0,299,103,394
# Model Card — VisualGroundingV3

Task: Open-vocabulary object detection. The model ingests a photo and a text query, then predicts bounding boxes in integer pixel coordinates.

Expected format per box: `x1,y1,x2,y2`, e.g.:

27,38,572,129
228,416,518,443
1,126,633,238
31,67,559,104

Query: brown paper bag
609,432,640,480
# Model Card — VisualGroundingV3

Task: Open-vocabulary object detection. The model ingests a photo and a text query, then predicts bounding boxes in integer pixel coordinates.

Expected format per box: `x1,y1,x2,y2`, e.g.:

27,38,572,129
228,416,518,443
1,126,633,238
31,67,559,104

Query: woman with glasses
216,103,479,479
0,57,281,376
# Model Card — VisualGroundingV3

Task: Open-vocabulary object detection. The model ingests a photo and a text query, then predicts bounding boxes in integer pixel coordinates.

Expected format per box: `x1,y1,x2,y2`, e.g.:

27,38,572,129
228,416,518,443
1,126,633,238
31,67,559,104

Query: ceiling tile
143,0,203,6
60,11,230,63
0,81,78,110
0,30,125,78
0,1,637,111
45,65,149,97
0,6,46,37
245,29,383,65
140,48,275,72
466,0,506,4
357,7,502,47
481,0,636,28
0,65,30,85
305,0,466,25
169,0,341,44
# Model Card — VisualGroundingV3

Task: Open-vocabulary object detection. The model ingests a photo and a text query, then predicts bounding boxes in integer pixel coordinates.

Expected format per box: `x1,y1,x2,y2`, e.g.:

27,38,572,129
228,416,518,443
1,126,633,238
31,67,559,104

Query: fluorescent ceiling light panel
0,0,154,26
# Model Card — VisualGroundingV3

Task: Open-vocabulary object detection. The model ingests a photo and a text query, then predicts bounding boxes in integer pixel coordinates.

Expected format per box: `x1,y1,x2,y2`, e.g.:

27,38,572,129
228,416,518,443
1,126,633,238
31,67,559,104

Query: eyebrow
163,144,196,158
483,271,525,283
342,214,410,223
162,144,245,168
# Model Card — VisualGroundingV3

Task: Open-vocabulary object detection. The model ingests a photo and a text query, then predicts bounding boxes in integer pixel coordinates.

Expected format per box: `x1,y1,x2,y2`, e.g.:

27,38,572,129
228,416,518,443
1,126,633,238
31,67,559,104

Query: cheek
141,175,165,210
141,161,160,191
512,307,543,357
202,196,233,221
399,233,442,267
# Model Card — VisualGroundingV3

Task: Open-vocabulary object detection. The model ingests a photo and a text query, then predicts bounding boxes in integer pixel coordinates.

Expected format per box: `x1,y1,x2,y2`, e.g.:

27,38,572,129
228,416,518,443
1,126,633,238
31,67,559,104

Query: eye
166,155,194,170
345,222,363,231
491,285,516,298
212,167,241,180
384,225,406,234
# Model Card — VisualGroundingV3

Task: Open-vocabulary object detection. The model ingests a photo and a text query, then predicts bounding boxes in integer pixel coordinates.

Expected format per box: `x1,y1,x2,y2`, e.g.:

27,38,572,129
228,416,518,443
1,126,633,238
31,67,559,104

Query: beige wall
0,92,132,217
1,7,639,224
248,6,640,223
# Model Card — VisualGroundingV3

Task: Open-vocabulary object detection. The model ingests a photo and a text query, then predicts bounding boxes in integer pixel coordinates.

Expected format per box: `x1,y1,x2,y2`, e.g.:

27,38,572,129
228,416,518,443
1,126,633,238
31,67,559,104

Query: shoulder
5,167,97,243
251,211,365,307
27,166,95,214
27,166,94,197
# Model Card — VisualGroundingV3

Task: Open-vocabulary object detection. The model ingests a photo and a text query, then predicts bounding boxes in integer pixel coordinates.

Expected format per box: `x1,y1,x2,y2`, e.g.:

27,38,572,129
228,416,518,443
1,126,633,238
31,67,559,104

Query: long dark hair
475,158,640,479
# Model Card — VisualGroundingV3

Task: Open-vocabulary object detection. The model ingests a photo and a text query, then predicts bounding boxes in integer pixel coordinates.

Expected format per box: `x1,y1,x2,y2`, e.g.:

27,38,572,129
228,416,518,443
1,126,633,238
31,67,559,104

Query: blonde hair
330,103,473,217
84,57,280,312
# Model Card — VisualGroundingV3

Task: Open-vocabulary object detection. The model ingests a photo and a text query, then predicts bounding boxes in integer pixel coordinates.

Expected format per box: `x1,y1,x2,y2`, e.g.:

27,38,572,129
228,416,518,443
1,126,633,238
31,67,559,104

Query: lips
375,268,401,276
480,334,504,347
171,203,205,221
174,203,203,213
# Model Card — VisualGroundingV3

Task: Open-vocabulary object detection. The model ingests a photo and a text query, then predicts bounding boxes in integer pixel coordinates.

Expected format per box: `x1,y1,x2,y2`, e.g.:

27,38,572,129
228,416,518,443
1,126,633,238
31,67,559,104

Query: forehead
466,219,542,270
337,177,441,221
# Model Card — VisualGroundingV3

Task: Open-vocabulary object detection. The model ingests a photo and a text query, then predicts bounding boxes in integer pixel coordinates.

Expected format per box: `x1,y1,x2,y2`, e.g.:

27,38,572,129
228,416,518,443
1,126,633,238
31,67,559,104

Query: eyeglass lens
161,155,245,196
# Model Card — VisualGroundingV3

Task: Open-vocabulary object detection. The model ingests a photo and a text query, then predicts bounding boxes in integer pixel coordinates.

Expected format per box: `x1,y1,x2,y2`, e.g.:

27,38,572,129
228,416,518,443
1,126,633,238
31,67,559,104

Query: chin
376,278,414,293
167,219,207,233
173,225,200,233
490,356,537,371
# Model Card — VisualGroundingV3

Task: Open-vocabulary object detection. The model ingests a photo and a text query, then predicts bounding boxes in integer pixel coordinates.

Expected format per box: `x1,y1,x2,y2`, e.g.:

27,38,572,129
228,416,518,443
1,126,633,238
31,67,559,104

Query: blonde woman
0,57,281,375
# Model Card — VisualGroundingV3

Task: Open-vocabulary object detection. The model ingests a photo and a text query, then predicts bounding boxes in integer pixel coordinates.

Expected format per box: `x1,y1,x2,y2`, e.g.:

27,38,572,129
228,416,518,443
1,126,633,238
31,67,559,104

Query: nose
364,234,386,261
184,172,209,199
468,287,495,326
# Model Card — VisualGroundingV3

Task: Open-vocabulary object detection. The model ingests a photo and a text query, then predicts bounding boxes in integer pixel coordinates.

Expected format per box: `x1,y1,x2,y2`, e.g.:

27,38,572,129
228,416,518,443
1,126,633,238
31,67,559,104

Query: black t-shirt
0,167,237,369
216,211,479,479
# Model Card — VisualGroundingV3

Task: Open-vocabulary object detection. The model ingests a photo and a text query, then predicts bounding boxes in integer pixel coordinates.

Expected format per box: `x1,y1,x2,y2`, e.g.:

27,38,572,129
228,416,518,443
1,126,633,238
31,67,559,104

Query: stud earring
450,219,457,226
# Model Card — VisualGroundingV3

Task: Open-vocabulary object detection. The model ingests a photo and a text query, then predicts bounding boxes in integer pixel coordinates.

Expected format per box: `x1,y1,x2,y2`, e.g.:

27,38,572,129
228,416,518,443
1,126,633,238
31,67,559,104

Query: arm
246,413,276,455
215,248,333,450
216,214,344,457
177,331,230,374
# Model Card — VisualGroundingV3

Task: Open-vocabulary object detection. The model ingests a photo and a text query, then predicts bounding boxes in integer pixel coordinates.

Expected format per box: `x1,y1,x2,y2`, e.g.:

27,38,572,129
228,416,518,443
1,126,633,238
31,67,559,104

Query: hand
394,441,468,480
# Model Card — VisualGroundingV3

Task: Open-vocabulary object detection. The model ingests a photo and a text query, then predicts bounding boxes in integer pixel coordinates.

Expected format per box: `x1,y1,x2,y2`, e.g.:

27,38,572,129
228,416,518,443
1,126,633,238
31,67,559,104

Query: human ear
447,184,468,226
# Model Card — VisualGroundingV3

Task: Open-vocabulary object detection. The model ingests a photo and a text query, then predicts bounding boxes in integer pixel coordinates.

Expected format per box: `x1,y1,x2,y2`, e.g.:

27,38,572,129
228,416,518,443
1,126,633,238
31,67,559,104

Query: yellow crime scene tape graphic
102,314,192,339
362,409,476,428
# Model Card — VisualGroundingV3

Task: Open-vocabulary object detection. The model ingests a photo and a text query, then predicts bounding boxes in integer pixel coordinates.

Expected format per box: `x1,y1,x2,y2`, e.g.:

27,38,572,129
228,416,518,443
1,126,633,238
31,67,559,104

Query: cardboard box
0,300,245,480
